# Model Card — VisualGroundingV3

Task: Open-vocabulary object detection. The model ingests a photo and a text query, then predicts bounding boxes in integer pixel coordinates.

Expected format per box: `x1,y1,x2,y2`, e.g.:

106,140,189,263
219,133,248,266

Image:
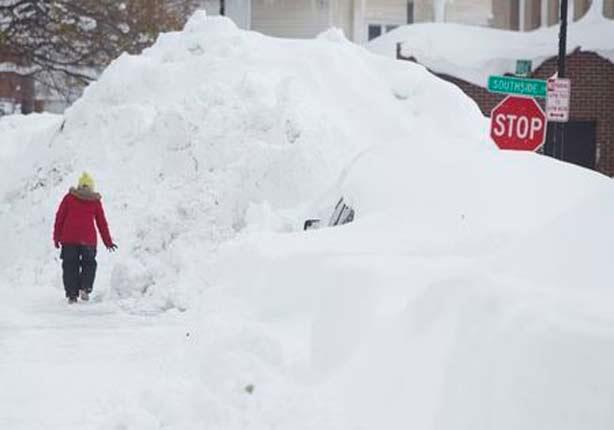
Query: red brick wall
0,47,39,114
435,73,507,115
532,51,614,176
398,47,614,176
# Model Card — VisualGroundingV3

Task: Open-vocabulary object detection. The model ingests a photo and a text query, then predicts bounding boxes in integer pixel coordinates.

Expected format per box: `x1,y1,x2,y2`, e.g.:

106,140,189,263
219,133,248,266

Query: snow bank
2,8,614,430
367,3,614,86
202,141,614,429
0,11,485,311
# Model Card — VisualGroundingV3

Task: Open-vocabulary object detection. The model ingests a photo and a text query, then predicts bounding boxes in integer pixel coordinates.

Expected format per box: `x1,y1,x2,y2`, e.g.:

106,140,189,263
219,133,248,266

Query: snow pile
198,143,614,429
0,11,484,312
367,0,614,86
2,9,614,430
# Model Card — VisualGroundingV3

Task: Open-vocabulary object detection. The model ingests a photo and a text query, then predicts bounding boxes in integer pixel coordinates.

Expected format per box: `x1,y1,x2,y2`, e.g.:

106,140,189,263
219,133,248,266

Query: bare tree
0,0,203,104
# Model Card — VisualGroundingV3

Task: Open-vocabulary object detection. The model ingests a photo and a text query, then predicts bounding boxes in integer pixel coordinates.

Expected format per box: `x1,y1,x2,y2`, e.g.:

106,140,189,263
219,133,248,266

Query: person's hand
107,243,118,252
54,241,60,249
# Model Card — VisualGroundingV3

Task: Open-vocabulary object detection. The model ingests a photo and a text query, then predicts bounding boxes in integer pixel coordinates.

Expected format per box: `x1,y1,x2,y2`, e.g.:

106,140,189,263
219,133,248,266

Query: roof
366,2,614,87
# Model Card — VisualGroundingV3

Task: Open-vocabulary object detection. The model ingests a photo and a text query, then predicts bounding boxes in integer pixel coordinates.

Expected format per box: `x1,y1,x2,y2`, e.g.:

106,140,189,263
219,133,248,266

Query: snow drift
0,11,484,311
1,9,614,430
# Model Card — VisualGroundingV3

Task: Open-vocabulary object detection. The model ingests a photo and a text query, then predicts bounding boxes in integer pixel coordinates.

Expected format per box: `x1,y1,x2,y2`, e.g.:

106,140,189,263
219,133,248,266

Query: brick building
0,49,36,115
397,48,614,176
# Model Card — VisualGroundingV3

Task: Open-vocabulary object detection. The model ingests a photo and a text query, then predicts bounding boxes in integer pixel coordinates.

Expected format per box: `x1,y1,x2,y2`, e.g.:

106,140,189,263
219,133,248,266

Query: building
207,0,493,43
377,3,614,176
493,0,614,30
212,0,614,42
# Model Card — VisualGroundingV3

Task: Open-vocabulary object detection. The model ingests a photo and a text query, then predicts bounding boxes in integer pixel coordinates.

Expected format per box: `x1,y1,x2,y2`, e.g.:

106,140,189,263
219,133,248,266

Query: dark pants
61,245,97,299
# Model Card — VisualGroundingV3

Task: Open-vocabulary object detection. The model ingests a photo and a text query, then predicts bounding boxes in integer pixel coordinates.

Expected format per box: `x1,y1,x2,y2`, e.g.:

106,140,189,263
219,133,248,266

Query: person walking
53,172,117,303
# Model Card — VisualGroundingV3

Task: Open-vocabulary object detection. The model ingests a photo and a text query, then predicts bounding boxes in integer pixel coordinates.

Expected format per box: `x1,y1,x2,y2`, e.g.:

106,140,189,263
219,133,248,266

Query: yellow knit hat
78,172,95,190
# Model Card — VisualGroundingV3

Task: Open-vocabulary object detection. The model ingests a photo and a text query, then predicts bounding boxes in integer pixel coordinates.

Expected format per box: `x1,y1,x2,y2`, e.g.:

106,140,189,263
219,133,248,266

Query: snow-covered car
304,197,354,231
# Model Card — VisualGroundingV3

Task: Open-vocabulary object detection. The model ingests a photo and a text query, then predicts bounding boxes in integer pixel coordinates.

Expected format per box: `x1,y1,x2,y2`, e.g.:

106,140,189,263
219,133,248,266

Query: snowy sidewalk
0,287,188,430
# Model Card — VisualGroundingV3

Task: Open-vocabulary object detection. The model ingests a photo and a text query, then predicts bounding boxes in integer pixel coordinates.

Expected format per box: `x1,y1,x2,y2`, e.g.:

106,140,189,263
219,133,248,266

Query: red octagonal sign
490,96,547,151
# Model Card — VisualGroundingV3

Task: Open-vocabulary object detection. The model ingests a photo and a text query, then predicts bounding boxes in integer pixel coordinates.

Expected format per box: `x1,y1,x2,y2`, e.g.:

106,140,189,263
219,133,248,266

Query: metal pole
556,0,568,160
558,0,568,82
407,1,414,24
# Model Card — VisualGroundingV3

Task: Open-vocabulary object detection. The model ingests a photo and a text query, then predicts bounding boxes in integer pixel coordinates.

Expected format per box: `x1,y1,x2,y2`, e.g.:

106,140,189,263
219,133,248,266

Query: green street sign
515,59,532,76
487,75,547,98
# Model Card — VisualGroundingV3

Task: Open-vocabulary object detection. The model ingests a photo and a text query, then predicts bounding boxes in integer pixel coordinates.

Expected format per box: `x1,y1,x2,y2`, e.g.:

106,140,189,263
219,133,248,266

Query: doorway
543,120,597,170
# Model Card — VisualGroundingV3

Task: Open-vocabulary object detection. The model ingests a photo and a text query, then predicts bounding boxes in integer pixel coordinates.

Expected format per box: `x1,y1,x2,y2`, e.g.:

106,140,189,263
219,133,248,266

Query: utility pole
220,0,225,15
554,0,568,160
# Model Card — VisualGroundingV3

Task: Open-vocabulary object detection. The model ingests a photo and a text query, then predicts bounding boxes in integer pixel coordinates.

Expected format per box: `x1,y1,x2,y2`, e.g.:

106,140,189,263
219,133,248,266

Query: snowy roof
367,2,614,87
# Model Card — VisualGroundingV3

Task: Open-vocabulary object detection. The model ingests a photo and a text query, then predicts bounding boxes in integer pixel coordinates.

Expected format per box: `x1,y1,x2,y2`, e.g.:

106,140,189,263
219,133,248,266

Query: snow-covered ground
1,10,614,430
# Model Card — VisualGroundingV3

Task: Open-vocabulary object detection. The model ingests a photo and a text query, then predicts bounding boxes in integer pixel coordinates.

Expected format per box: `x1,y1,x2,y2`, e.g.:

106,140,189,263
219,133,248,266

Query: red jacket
53,189,113,248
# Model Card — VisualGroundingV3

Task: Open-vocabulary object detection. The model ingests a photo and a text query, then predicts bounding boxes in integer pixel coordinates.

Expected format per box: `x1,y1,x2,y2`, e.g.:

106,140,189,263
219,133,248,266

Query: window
367,24,400,41
368,24,382,41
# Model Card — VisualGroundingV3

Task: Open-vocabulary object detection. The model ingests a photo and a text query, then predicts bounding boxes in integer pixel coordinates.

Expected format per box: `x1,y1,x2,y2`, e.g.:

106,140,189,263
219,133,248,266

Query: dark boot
61,245,80,300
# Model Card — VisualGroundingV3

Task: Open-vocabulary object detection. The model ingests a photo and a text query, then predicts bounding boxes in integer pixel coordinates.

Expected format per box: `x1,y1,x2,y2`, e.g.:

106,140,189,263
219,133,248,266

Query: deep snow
1,9,614,430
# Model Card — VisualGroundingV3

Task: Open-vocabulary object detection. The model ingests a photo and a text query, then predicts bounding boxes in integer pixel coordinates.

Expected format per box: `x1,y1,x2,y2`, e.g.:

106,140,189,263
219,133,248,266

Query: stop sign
490,96,547,151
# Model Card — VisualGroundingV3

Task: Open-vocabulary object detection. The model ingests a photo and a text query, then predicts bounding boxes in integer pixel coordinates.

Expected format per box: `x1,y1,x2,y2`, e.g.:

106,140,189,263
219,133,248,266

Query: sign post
490,96,547,151
552,0,569,159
